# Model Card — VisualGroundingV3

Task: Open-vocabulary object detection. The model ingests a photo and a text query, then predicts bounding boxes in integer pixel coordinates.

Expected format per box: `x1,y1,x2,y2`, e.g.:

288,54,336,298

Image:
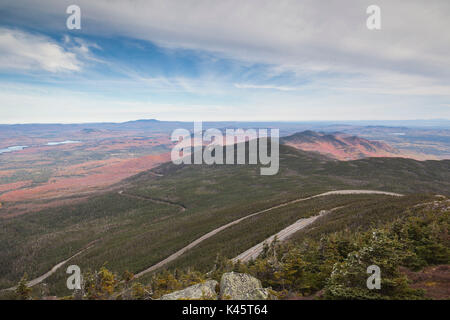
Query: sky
0,0,449,123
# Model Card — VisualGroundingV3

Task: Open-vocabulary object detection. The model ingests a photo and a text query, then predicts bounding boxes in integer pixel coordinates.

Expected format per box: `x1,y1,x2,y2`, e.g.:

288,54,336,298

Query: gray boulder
159,280,218,300
220,272,271,300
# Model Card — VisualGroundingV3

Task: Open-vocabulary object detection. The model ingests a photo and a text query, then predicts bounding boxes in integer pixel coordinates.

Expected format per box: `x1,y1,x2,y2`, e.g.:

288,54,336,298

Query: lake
0,146,28,154
46,140,81,146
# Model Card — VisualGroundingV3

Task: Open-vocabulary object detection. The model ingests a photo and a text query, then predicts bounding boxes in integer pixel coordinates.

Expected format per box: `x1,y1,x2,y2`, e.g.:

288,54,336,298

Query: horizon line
0,118,449,126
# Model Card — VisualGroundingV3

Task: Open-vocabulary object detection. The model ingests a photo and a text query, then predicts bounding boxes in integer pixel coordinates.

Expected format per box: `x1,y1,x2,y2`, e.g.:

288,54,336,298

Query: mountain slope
0,143,449,295
281,130,402,160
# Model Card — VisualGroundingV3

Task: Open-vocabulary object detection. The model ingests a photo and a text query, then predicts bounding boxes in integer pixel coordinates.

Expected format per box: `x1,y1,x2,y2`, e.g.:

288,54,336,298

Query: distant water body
46,140,81,146
0,141,81,155
0,145,28,154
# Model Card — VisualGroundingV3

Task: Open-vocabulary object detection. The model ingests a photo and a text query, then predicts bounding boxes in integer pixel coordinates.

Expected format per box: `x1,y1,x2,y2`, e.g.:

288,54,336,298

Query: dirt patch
401,265,450,300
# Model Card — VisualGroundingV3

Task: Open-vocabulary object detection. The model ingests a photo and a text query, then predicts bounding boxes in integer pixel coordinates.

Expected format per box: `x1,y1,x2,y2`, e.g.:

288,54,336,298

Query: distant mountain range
281,130,402,160
0,119,448,160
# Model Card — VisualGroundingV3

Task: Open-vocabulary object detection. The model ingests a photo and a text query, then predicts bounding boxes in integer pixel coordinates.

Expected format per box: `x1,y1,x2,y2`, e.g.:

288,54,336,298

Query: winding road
232,207,343,262
134,189,403,278
1,241,97,292
2,189,402,290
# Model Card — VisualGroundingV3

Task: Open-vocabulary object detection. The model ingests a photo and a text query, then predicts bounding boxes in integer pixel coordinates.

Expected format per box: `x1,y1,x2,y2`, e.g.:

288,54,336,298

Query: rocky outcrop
159,280,218,300
157,272,273,300
220,272,271,300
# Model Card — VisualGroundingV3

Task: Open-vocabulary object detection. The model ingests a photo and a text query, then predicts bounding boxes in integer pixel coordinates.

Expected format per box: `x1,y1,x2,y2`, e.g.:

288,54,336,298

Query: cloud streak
0,28,82,72
4,1,449,94
0,0,449,122
10,0,447,76
234,83,298,91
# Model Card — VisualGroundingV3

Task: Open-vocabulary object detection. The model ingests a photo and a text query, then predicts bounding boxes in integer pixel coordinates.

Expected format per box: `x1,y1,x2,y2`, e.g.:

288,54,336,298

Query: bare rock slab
220,272,270,300
159,280,218,300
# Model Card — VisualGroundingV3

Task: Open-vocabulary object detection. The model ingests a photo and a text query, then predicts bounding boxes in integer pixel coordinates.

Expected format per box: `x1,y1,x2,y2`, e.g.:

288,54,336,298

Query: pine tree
15,273,32,300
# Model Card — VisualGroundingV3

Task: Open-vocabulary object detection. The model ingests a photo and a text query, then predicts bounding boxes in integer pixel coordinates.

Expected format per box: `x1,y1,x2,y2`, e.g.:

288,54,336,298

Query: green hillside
1,143,449,296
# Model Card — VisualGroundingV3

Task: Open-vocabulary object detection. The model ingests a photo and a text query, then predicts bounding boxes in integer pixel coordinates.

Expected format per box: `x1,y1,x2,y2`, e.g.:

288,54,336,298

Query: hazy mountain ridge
281,130,402,160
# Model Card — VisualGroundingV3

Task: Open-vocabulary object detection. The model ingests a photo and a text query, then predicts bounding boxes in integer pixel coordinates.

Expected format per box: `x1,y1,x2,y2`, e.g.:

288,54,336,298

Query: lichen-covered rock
159,280,218,300
220,272,270,300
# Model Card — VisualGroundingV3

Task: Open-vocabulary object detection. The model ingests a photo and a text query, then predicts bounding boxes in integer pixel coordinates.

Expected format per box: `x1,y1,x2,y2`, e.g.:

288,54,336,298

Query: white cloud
44,1,450,75
333,71,450,96
0,28,82,72
0,1,449,122
234,83,297,91
4,0,449,96
4,1,450,76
